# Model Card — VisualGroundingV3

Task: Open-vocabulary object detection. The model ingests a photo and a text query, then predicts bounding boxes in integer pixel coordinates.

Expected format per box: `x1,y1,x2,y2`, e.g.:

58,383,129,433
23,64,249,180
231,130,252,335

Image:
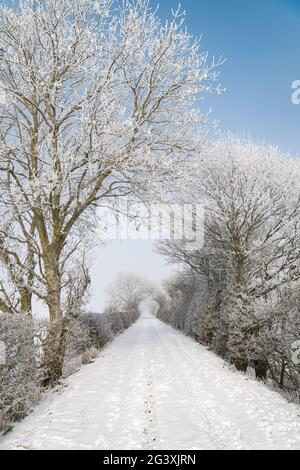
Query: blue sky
153,0,300,155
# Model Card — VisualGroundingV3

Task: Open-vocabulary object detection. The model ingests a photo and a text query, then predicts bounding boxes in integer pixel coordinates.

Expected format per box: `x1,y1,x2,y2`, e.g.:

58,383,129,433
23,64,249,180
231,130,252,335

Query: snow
1,310,300,450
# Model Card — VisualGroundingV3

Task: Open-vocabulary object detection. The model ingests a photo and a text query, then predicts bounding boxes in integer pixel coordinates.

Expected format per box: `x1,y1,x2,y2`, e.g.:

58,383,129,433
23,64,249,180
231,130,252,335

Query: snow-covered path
1,312,300,450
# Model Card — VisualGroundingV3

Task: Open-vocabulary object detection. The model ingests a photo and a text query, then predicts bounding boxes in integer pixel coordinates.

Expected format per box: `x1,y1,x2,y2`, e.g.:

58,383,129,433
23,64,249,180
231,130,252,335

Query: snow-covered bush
64,318,92,361
160,273,300,400
106,310,140,335
252,290,300,395
62,318,94,377
79,309,139,352
0,315,40,434
53,308,140,378
80,313,113,350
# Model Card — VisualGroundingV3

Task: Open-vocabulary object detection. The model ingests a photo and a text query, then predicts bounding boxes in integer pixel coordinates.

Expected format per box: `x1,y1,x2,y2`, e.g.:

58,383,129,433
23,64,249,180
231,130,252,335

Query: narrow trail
1,312,300,450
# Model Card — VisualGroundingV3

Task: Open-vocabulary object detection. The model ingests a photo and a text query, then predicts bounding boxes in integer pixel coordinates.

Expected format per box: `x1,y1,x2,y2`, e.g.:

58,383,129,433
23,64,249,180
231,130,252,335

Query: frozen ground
1,311,300,450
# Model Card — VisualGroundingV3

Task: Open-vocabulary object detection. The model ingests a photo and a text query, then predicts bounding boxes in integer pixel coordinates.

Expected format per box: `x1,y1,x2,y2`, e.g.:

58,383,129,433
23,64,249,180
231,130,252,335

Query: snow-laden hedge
0,315,40,434
63,310,140,377
0,309,139,434
158,275,300,403
79,310,140,350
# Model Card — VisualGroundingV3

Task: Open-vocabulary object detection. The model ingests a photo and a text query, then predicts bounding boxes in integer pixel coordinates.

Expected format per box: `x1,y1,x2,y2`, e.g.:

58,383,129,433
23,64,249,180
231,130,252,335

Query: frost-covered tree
251,287,300,390
158,137,300,381
201,139,300,299
105,272,155,312
200,139,300,371
0,0,222,384
161,139,300,299
160,270,196,329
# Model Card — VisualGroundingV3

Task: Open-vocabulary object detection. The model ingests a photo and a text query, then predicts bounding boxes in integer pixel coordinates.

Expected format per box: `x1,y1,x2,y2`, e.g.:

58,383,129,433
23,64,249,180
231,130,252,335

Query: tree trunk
236,254,245,290
42,317,69,387
254,359,268,380
42,261,66,387
20,241,36,316
280,359,286,389
234,357,248,372
20,287,33,316
0,300,14,314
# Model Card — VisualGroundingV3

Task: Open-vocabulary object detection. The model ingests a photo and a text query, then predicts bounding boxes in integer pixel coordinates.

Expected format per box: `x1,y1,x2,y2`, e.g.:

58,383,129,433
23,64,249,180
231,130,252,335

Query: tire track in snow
160,327,244,449
147,318,242,450
142,346,160,449
166,327,300,449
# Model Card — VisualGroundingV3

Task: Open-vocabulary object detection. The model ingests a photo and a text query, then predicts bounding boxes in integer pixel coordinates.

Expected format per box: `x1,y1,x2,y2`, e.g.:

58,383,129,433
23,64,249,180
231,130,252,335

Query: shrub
0,315,40,434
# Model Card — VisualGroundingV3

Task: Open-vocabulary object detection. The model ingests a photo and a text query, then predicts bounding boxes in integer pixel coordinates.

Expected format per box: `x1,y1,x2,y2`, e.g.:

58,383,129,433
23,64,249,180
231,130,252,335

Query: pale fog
88,240,173,312
33,239,173,317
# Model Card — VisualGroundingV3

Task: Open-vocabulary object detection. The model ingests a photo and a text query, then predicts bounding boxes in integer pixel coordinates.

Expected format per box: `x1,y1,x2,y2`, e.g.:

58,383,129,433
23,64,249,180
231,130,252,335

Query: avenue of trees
1,0,299,433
